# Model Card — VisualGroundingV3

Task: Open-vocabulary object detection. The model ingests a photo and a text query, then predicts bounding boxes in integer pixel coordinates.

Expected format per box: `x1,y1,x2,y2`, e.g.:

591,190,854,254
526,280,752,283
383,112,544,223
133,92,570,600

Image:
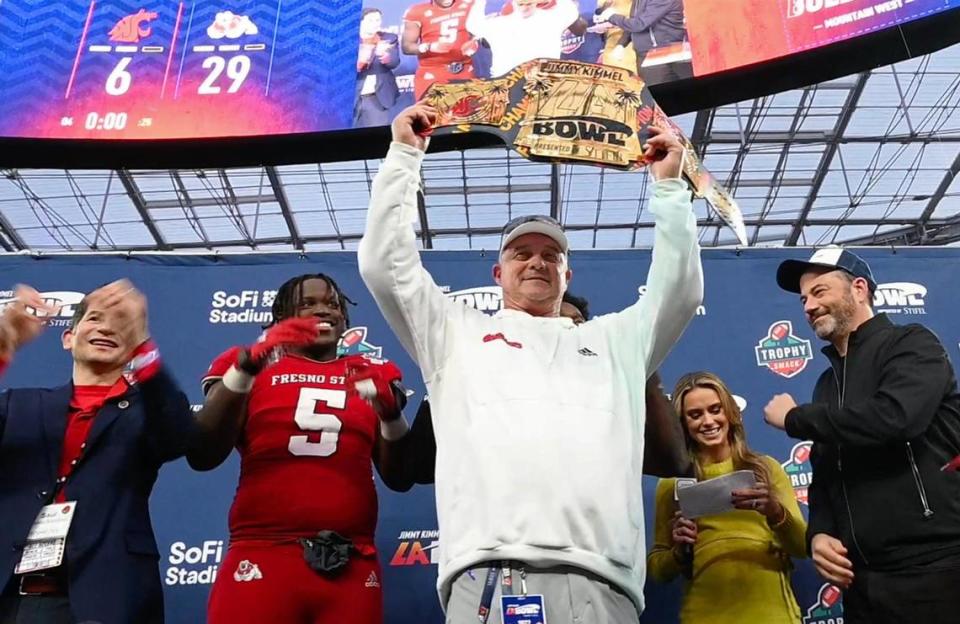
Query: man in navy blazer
0,281,195,624
354,7,401,128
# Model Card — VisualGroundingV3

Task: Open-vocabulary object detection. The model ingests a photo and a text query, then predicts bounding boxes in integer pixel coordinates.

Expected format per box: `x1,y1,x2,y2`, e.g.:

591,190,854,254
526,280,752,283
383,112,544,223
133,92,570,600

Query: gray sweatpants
444,562,639,624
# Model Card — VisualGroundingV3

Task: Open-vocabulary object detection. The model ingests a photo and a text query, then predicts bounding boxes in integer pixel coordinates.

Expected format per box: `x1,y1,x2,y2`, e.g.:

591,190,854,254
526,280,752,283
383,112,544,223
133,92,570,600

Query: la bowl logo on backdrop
447,286,503,314
803,583,844,624
390,529,440,566
873,282,927,315
781,441,813,505
0,290,84,328
337,327,383,358
755,321,813,378
165,540,224,586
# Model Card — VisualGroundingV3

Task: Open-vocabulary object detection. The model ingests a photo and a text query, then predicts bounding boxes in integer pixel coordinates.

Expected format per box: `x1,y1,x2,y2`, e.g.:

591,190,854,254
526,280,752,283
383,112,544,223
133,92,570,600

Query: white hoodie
358,142,703,614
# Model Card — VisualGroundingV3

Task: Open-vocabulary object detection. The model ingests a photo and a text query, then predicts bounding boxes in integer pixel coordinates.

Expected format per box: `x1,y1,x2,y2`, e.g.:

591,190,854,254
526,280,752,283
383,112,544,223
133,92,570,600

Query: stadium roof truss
0,43,958,253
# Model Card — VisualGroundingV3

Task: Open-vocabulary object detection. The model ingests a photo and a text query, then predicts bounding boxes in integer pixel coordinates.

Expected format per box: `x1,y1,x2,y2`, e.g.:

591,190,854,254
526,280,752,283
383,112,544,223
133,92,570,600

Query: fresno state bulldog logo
803,583,843,624
781,441,813,505
233,560,263,582
754,320,814,378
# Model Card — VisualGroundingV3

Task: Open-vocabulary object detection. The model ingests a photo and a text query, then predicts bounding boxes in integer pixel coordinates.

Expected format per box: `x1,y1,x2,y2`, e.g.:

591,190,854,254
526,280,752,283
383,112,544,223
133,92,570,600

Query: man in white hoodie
358,102,702,622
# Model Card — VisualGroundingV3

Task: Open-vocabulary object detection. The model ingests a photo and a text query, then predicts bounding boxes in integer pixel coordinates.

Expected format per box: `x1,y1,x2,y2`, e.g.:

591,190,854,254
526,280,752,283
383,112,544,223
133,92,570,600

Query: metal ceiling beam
265,166,303,250
841,150,960,246
785,72,871,246
916,150,960,227
416,189,433,250
117,170,170,250
549,164,561,220
705,133,960,144
689,109,713,158
145,193,277,210
424,183,553,196
121,212,943,251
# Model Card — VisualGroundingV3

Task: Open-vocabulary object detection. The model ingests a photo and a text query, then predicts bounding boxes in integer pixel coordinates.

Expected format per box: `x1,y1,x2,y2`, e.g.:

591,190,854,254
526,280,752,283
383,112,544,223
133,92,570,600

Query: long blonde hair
672,371,770,486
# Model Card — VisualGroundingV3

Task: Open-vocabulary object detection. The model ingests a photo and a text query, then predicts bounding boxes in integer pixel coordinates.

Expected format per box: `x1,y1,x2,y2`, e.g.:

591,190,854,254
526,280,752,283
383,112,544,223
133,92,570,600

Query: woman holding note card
647,371,806,624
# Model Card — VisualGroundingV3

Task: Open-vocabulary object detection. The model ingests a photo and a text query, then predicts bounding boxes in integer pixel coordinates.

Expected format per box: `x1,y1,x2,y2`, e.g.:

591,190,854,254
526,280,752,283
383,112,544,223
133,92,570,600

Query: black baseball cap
500,214,569,253
776,248,877,294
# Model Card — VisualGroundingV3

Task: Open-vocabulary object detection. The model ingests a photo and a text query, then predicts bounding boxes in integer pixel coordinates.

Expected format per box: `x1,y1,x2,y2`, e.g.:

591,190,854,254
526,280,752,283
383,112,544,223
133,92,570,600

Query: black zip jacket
785,314,960,570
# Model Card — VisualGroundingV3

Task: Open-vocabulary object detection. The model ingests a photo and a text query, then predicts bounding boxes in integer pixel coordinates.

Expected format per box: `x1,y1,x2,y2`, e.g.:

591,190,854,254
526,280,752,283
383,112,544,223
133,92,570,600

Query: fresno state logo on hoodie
803,583,843,624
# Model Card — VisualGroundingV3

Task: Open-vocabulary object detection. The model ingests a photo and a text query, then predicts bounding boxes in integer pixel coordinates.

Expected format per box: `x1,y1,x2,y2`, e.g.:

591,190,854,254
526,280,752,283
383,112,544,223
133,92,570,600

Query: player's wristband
419,42,430,54
236,348,264,376
380,416,409,441
222,365,255,394
129,339,162,384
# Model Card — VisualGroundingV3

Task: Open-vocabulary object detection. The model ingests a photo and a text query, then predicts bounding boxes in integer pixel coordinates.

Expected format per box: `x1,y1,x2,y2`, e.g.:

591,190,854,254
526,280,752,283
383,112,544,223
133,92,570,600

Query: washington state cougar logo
109,9,158,43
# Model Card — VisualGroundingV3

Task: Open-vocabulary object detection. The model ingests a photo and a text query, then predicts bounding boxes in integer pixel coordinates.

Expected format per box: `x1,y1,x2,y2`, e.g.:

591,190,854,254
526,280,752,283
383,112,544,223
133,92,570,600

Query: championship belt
423,58,747,245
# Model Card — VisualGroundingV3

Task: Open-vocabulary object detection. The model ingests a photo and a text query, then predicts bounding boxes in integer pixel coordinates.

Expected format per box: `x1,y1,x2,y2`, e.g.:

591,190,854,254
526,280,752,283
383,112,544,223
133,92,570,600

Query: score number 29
105,55,252,96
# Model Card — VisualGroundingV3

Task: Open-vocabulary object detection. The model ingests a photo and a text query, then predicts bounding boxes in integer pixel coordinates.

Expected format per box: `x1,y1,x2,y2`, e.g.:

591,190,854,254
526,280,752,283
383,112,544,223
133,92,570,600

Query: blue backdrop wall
1,247,952,623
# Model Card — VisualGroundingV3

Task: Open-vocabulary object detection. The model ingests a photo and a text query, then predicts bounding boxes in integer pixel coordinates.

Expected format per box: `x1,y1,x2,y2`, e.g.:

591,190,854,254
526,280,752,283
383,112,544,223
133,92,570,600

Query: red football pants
207,541,383,624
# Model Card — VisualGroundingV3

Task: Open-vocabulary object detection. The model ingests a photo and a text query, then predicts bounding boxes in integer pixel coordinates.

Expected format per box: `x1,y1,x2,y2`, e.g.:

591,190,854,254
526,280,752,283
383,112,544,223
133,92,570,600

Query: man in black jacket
763,248,960,624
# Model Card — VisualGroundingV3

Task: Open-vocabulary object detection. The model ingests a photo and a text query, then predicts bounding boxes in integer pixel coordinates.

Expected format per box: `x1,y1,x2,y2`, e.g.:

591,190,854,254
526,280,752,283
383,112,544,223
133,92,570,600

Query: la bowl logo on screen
447,286,503,314
0,290,84,328
781,441,813,505
803,583,844,624
390,529,440,566
165,540,225,586
755,321,813,378
337,326,383,358
873,282,927,315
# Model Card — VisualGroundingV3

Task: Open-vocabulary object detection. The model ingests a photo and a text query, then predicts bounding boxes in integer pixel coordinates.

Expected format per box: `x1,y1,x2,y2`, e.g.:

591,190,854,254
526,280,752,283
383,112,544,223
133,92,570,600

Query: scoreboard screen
0,0,358,139
0,0,958,141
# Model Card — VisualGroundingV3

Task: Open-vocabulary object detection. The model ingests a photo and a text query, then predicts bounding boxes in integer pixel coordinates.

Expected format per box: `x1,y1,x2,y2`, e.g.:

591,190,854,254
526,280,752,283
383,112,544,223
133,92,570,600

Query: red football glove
247,317,320,369
461,39,479,57
346,359,404,421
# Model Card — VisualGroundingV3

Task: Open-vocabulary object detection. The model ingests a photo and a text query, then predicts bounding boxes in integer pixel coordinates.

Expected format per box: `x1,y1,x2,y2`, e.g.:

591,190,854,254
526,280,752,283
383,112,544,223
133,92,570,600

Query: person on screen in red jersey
191,273,414,624
465,0,584,76
355,7,401,128
402,0,481,99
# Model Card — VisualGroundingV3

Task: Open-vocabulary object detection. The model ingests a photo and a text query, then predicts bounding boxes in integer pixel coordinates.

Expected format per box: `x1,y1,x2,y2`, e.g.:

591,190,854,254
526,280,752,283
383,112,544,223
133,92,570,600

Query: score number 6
289,387,344,457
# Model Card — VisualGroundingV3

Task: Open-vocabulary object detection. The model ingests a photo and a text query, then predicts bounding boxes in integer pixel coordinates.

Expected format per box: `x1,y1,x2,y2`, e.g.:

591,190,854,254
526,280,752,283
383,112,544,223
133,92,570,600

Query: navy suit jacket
355,32,401,109
0,366,194,624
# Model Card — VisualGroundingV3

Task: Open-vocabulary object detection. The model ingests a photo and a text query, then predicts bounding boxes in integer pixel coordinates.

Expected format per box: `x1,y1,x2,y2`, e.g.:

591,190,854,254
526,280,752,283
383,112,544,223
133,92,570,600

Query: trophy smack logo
803,583,844,624
781,441,814,505
755,321,814,378
337,326,383,358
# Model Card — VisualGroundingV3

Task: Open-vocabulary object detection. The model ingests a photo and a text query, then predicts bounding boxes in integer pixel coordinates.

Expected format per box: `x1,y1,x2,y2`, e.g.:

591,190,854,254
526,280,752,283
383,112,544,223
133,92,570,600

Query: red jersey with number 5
203,348,401,543
404,0,474,68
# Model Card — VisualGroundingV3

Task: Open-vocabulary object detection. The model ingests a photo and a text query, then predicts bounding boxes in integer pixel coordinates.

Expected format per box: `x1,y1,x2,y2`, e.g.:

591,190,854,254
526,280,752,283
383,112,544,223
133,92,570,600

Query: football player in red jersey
402,0,480,99
190,273,411,624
